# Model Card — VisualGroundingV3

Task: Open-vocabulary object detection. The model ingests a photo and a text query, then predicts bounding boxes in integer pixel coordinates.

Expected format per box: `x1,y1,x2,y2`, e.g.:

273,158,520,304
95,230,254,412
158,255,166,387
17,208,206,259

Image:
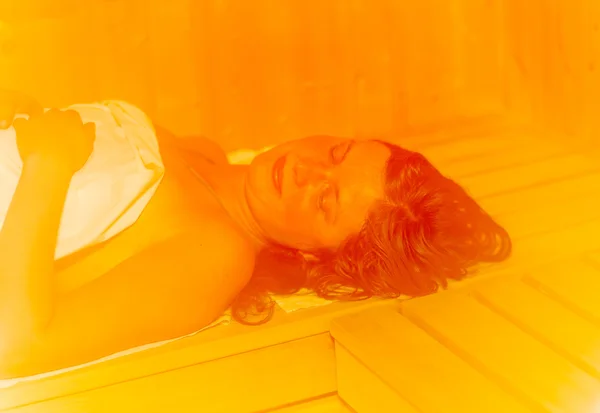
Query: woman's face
245,136,391,250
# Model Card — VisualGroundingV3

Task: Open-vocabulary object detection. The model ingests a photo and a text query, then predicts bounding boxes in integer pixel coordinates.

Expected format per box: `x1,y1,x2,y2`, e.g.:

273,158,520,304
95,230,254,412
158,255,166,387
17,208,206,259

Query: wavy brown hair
230,140,512,325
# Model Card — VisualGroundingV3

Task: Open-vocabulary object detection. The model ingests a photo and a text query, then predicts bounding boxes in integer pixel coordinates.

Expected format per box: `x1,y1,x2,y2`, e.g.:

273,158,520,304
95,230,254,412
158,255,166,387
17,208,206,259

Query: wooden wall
2,0,506,151
502,0,600,146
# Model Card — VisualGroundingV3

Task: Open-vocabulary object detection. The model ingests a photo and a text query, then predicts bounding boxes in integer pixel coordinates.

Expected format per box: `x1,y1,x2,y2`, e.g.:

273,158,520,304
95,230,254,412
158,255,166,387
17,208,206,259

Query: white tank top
0,100,165,259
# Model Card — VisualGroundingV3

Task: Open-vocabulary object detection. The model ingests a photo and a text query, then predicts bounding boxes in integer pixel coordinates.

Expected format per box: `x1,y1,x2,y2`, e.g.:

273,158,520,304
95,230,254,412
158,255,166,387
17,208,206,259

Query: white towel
0,100,165,259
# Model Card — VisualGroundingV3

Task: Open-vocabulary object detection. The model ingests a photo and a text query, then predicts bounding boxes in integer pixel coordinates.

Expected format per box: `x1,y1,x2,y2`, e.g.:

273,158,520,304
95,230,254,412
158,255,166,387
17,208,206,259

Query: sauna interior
2,0,600,412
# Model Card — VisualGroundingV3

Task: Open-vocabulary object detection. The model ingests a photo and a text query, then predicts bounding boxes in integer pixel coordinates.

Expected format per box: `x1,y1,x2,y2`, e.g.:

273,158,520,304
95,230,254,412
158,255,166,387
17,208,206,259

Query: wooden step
335,342,418,413
400,293,600,411
272,394,353,413
332,255,600,412
331,306,528,412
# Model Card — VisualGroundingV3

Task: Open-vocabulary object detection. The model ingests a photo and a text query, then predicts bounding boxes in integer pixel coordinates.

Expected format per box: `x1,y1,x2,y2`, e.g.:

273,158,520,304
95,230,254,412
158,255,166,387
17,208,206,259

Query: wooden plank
331,307,527,412
477,170,600,217
400,292,600,412
442,140,570,178
145,0,202,135
420,130,555,163
458,151,600,198
400,129,579,182
7,334,336,413
453,216,600,293
585,250,600,266
393,116,517,149
495,190,600,240
270,394,353,413
473,275,600,378
335,344,418,413
524,260,600,326
417,132,522,163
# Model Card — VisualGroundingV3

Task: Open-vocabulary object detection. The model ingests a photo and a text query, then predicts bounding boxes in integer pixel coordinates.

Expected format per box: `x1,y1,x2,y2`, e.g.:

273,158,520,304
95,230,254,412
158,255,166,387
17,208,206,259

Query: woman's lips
272,155,286,196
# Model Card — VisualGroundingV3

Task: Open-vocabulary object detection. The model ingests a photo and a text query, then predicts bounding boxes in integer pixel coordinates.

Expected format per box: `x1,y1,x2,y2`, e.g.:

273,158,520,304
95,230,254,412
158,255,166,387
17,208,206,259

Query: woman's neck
189,161,268,253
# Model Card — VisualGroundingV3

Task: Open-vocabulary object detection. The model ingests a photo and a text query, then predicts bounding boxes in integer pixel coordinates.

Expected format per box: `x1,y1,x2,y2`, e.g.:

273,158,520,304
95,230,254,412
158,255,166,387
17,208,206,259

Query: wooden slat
270,394,352,413
478,170,600,217
335,344,418,413
421,130,558,163
524,260,600,326
495,190,600,240
415,133,521,162
145,0,202,135
331,307,527,412
400,292,600,412
400,127,574,180
458,152,600,198
393,116,515,149
446,142,589,179
7,334,336,413
473,217,600,281
473,275,600,378
585,250,600,266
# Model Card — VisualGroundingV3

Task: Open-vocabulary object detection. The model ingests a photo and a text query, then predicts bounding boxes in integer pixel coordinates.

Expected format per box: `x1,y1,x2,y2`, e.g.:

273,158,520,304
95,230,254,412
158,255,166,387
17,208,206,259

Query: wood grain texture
0,0,504,149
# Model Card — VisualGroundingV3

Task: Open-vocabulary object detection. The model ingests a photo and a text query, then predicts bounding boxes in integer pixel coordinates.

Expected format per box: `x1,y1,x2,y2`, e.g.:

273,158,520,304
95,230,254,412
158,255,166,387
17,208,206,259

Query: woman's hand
13,109,96,175
0,89,43,129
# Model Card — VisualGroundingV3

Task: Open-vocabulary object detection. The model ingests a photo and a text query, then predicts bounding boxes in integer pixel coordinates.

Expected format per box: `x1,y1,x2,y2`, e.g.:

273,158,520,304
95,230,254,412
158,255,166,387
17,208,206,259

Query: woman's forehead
324,141,391,246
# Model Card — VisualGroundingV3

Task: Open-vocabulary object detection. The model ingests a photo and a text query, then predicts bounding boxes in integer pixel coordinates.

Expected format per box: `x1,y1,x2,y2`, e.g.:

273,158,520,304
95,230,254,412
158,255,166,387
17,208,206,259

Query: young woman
0,91,511,378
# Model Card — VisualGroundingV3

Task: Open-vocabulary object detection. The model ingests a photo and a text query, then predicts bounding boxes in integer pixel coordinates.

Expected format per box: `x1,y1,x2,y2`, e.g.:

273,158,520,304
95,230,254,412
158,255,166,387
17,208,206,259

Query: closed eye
330,140,354,164
318,184,338,218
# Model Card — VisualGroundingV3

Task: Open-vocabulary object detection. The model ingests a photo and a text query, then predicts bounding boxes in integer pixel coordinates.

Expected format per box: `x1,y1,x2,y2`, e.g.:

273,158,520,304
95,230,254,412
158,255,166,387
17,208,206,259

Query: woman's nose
293,158,330,187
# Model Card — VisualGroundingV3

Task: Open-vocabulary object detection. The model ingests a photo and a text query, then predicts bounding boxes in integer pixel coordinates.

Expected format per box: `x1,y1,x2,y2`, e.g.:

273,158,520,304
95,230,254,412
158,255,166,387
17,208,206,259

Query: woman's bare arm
1,225,254,379
0,156,72,348
0,153,254,379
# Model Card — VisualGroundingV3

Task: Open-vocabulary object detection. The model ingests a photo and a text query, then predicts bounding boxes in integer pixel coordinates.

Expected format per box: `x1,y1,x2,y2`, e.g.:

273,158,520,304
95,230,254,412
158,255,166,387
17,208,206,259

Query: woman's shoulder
55,210,255,298
154,126,228,166
134,168,256,275
171,218,256,286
